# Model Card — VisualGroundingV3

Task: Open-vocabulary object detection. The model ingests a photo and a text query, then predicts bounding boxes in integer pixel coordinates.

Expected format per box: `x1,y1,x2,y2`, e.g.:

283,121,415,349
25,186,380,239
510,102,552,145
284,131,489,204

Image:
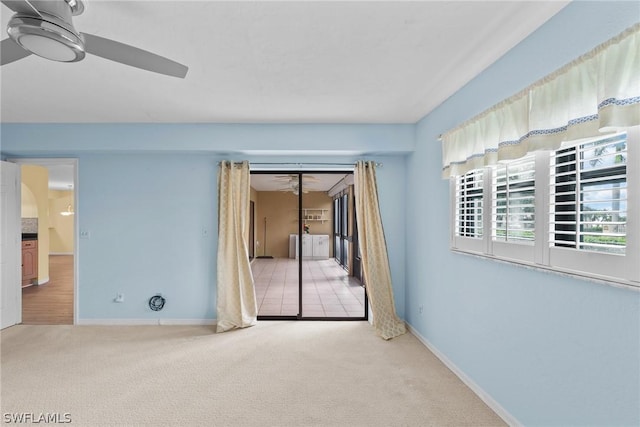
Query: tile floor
252,257,366,318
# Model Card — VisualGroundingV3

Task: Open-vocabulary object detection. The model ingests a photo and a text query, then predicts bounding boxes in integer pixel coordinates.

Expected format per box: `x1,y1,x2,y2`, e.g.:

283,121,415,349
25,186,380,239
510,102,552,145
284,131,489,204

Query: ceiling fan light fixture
60,204,74,216
7,14,85,62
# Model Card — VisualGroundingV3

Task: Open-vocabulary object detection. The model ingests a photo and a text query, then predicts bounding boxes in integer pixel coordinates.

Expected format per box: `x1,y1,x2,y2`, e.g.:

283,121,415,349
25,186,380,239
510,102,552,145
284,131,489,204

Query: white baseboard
406,323,521,427
37,276,49,285
49,252,73,256
76,318,217,326
159,319,217,326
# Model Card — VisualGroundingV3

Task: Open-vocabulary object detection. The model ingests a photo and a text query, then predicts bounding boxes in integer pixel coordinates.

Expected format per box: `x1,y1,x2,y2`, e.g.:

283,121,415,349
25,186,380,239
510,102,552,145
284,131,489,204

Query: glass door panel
250,172,299,318
301,175,365,319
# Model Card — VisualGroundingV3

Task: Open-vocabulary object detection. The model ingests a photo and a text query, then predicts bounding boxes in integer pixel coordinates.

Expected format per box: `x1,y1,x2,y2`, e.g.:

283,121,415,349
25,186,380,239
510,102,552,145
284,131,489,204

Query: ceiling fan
278,182,308,196
273,174,319,183
275,174,318,195
1,0,188,78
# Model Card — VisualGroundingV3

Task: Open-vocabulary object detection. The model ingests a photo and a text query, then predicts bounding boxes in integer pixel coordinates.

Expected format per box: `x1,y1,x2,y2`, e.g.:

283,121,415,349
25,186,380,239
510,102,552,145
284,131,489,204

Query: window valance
441,23,640,179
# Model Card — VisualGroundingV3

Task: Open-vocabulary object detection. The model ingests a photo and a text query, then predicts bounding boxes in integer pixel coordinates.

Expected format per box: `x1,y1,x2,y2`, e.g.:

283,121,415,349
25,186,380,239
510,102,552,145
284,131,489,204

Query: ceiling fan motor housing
7,0,86,62
2,0,188,77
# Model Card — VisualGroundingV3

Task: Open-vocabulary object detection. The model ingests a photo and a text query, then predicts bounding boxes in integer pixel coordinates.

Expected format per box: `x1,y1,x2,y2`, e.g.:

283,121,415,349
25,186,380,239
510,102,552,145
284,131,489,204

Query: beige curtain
216,161,257,332
354,161,406,340
442,22,640,178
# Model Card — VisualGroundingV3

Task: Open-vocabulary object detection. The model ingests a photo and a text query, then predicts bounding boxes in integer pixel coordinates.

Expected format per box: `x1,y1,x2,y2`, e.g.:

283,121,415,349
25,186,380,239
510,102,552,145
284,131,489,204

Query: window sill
450,248,640,292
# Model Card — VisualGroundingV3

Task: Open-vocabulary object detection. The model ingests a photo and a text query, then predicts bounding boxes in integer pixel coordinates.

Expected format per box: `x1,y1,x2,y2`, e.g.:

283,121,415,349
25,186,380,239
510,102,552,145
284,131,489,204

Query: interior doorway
249,170,367,320
12,159,77,325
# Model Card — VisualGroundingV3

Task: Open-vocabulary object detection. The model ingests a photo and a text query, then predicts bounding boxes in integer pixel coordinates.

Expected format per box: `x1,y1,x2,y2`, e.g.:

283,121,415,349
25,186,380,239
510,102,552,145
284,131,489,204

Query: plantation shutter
550,133,627,254
455,169,484,238
492,156,536,243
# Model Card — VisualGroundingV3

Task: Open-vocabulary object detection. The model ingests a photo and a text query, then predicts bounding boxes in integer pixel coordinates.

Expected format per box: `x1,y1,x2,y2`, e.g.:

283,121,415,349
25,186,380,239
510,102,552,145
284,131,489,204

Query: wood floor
21,255,74,325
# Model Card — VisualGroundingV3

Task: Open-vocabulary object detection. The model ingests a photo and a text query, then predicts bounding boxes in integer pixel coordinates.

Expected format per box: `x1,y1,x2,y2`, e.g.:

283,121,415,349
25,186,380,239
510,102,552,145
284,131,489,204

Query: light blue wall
1,124,410,321
405,2,640,426
77,153,218,320
0,123,414,155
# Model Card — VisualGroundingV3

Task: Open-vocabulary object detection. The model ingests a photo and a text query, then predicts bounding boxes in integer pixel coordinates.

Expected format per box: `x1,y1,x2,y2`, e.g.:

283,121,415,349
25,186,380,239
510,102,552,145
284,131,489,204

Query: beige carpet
1,322,505,426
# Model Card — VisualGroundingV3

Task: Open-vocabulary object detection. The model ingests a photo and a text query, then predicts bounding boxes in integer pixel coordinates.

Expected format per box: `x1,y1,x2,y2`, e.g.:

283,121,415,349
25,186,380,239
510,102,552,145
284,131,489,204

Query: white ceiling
0,1,569,124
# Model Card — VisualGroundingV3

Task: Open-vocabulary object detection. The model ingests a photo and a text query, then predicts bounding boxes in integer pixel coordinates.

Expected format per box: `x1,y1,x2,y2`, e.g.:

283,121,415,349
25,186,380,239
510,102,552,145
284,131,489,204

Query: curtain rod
250,162,382,167
219,161,383,167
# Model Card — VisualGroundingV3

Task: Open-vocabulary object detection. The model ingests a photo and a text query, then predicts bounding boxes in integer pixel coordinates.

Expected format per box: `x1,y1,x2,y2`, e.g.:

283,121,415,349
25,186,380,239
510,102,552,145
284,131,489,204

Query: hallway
22,255,74,325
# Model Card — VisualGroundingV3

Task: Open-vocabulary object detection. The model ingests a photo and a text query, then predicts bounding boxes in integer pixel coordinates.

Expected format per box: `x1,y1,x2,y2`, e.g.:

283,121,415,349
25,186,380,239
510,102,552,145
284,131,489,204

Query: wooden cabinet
22,240,38,287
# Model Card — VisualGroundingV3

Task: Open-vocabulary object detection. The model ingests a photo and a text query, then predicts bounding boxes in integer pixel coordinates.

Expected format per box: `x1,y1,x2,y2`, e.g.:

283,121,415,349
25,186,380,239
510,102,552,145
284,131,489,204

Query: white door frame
10,158,79,325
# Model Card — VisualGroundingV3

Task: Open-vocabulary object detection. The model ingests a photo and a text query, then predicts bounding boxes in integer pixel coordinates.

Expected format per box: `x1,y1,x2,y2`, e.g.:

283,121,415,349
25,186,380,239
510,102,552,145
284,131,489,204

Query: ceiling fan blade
274,175,319,182
1,37,31,65
81,32,188,78
1,0,42,17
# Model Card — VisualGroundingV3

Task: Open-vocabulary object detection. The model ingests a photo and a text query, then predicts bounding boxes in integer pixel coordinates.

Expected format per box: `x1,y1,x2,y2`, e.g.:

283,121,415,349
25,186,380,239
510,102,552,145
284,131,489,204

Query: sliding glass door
249,171,366,320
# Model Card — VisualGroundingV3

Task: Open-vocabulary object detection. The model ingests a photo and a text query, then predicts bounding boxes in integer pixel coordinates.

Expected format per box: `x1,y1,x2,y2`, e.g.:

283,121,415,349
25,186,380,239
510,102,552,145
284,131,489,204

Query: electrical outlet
80,230,91,239
419,305,424,314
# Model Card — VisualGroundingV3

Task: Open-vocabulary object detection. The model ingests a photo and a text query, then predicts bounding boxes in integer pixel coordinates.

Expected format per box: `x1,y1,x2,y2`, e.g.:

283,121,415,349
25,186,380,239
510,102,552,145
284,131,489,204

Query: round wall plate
149,295,166,311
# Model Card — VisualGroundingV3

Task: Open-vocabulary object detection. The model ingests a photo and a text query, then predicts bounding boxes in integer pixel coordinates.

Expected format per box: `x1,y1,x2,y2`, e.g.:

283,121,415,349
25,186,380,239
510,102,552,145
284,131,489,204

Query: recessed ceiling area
0,1,569,124
251,173,349,193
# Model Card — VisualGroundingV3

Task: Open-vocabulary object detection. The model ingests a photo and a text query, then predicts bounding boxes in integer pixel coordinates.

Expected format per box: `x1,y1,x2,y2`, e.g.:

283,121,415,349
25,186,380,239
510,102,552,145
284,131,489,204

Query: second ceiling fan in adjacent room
274,174,319,195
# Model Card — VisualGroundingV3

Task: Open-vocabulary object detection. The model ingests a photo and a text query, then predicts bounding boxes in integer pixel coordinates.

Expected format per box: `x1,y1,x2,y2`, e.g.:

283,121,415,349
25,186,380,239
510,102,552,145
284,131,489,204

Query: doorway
13,159,77,325
249,171,366,320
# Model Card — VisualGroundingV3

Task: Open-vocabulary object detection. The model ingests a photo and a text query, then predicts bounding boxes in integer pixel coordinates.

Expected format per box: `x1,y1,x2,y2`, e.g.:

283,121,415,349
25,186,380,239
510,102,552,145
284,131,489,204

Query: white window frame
548,128,638,284
450,169,487,254
450,127,640,288
491,153,543,264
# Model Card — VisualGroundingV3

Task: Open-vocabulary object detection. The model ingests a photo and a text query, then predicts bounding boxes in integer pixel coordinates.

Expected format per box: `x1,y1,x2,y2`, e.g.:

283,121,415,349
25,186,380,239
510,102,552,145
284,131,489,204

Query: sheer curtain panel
216,161,258,332
354,161,406,340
